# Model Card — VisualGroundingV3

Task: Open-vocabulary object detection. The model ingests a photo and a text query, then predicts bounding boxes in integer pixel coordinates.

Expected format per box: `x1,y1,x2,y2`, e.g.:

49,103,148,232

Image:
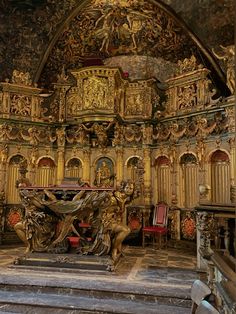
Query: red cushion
143,226,167,234
78,223,91,228
67,237,80,247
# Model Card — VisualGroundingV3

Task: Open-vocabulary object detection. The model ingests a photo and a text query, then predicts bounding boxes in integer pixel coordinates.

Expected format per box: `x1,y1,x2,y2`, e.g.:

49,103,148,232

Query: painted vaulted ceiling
0,0,234,94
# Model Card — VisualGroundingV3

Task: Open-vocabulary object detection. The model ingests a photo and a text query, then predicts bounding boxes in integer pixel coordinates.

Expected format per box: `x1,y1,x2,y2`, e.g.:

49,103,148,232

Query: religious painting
94,157,114,188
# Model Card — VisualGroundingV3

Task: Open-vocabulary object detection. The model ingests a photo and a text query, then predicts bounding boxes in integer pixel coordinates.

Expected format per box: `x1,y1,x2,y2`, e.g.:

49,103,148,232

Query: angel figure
212,45,235,94
83,121,114,148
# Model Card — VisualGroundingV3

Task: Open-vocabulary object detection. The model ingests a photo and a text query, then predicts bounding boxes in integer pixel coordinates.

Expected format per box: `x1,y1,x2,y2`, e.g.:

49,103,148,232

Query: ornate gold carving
177,55,202,74
84,76,109,110
0,123,17,141
177,84,197,111
124,80,154,119
123,124,142,144
212,45,235,94
66,125,90,146
69,68,122,118
11,70,32,86
10,95,31,116
83,122,114,148
112,123,124,147
225,107,235,132
141,124,153,145
0,144,8,165
28,146,38,168
21,126,46,146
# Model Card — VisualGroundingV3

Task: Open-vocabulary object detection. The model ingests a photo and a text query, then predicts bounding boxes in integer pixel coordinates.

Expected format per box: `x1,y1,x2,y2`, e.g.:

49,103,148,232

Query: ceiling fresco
0,0,234,91
40,0,202,86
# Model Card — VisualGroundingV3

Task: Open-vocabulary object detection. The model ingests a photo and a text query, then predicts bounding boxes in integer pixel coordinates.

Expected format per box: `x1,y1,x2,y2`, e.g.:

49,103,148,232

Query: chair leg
142,232,145,248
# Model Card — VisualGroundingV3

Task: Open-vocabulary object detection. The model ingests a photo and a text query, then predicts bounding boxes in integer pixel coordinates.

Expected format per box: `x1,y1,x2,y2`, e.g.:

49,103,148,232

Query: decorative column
53,81,71,123
143,148,152,205
1,83,10,118
27,146,38,185
115,148,123,186
169,143,178,206
83,149,91,184
0,190,5,245
56,127,66,185
228,137,236,202
0,144,8,192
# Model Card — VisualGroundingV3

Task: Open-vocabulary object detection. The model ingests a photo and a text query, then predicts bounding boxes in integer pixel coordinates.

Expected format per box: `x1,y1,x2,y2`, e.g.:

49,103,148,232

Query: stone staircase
0,268,192,314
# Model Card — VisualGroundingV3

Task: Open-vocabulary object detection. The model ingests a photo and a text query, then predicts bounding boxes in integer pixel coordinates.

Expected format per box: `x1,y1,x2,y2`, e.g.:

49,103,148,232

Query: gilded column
83,149,91,183
53,83,71,123
143,148,152,205
0,144,8,192
231,145,236,184
115,148,124,186
56,127,66,185
1,86,10,118
28,146,38,185
0,190,5,245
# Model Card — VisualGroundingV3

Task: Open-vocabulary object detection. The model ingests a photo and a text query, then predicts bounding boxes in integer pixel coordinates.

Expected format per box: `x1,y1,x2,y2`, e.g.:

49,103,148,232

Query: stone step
0,289,190,314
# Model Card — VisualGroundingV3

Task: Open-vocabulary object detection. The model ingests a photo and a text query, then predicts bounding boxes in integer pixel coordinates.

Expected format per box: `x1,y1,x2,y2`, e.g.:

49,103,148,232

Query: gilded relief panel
125,87,151,119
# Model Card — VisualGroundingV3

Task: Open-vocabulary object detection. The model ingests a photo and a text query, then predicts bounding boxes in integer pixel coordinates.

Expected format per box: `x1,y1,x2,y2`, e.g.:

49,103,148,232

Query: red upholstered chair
142,202,169,248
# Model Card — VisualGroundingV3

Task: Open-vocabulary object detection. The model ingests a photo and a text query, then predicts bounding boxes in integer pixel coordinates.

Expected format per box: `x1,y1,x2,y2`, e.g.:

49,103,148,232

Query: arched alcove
210,150,230,203
155,156,171,204
7,155,25,204
180,153,198,208
65,158,83,179
36,157,56,187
